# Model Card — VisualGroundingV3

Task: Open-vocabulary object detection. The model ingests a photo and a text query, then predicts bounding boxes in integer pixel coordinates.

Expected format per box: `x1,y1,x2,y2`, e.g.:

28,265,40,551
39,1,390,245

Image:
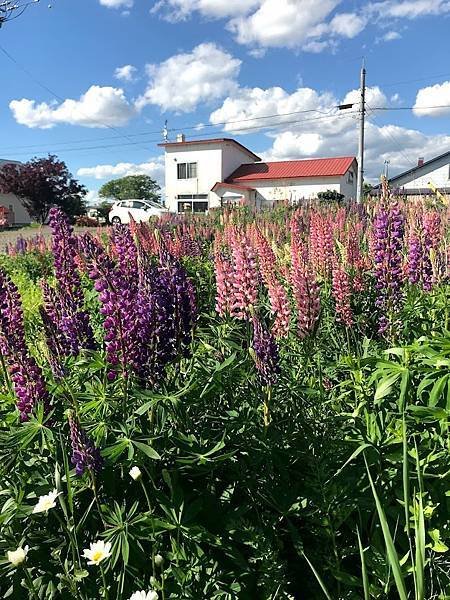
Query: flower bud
129,466,142,481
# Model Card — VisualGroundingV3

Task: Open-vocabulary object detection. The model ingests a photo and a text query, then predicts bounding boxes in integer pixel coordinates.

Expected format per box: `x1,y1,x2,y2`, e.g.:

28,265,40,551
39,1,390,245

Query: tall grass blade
364,455,408,600
357,526,370,600
302,551,333,600
414,440,426,600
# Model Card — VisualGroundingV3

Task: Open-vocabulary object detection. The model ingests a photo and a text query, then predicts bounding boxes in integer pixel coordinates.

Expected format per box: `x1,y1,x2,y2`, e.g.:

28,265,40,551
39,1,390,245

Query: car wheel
111,216,121,225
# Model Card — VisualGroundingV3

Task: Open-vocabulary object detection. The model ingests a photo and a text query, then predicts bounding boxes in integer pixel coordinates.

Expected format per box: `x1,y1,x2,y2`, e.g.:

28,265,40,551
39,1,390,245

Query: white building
0,159,32,225
159,136,357,213
387,151,450,197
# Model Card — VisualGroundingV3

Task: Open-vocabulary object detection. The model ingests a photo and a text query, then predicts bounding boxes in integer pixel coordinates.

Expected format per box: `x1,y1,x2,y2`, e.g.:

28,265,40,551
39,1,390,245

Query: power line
376,71,450,88
3,111,360,157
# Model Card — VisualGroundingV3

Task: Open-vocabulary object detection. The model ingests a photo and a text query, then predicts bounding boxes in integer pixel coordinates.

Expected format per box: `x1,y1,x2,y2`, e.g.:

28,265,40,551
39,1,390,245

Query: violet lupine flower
46,208,95,355
0,270,49,420
290,238,321,340
80,233,139,380
406,222,432,291
373,198,405,335
332,265,353,327
111,224,138,281
252,315,280,386
68,412,102,476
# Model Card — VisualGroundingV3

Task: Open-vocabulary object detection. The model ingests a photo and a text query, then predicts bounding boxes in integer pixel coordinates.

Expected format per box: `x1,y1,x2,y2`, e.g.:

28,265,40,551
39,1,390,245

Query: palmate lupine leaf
364,454,408,600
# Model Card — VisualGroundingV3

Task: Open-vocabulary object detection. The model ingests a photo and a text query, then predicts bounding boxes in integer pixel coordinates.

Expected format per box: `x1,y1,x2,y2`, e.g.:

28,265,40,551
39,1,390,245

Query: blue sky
1,0,449,201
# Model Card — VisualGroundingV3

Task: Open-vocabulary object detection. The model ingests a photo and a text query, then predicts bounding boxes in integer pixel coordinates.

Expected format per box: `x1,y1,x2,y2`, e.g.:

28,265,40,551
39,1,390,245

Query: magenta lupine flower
214,250,234,317
251,226,290,338
406,218,432,291
252,314,280,386
290,238,320,339
68,412,102,476
46,208,95,356
230,229,259,320
373,195,405,335
0,270,49,420
332,265,353,327
309,213,334,278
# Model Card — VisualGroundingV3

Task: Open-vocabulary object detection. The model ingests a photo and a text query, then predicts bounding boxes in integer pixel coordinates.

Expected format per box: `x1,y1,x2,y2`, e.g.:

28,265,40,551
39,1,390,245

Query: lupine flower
332,265,353,327
7,545,29,567
129,466,142,480
214,249,234,316
46,208,95,356
229,228,259,320
128,591,158,600
68,412,102,476
82,541,112,566
32,490,60,514
154,554,164,567
290,237,320,339
373,188,405,335
309,213,334,278
0,269,50,420
252,315,280,387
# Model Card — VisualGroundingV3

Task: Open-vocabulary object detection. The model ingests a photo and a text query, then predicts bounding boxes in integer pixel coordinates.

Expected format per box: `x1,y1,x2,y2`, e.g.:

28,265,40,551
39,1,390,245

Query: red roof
158,138,260,161
211,181,255,193
227,156,356,182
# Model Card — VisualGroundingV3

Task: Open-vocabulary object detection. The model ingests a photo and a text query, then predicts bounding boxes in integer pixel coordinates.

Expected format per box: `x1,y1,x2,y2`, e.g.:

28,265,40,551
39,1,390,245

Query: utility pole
0,0,39,28
356,61,366,204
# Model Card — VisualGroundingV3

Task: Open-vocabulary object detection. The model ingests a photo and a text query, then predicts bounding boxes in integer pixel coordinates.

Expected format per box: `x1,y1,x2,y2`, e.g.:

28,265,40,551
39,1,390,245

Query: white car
108,199,168,224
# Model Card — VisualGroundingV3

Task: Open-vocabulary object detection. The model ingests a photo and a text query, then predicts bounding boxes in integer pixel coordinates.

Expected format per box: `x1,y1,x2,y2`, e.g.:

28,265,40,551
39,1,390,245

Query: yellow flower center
92,551,104,562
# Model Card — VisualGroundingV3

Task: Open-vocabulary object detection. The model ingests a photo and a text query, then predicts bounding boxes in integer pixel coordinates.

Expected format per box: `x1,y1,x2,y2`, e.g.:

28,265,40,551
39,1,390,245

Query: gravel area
0,225,105,253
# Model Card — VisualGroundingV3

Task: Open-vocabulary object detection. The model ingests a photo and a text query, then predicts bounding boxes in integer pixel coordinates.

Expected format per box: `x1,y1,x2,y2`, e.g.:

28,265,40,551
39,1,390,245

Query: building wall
400,163,450,190
245,176,343,208
339,165,357,199
0,160,31,225
0,192,31,225
391,156,450,189
163,142,260,212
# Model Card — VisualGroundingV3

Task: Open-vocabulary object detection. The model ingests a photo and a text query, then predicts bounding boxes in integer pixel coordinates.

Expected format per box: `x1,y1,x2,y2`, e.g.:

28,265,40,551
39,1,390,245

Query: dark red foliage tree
0,155,87,224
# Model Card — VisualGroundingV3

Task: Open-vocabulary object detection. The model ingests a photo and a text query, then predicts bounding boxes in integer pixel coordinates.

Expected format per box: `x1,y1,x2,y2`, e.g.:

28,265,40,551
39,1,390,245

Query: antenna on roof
162,120,168,142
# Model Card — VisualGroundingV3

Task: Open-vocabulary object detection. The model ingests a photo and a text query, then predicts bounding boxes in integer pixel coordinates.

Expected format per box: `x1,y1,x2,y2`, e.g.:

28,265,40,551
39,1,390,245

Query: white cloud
227,0,340,49
77,157,164,181
85,190,100,205
135,43,241,113
114,64,137,82
342,85,388,109
152,0,259,21
99,0,133,8
328,12,367,38
381,30,402,41
10,86,136,129
368,0,450,19
413,81,450,116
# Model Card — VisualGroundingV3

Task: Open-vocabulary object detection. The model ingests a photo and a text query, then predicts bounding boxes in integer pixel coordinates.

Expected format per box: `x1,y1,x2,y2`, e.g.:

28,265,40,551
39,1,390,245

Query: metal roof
388,150,450,184
227,156,356,182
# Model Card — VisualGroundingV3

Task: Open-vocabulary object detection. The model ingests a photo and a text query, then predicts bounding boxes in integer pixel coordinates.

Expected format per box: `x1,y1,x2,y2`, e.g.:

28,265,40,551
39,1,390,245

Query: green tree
317,189,345,203
0,155,86,224
99,175,161,203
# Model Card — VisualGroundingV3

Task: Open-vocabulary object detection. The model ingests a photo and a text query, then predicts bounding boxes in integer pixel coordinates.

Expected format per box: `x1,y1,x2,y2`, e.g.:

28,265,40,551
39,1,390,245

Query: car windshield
145,201,164,209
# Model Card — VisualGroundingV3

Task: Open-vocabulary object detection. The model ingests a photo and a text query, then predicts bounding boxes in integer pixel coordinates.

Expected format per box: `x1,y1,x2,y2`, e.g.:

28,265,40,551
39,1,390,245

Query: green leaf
374,373,401,402
133,441,161,460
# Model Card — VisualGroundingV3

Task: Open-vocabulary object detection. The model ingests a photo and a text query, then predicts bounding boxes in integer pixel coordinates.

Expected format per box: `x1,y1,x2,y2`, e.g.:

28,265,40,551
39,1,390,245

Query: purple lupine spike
373,195,405,336
252,315,280,387
111,224,138,280
80,233,140,380
47,208,96,355
0,270,50,420
68,412,102,476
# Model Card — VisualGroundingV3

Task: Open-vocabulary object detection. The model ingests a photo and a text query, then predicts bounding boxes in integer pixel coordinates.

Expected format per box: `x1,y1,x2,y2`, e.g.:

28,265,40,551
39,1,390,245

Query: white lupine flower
129,466,142,481
32,489,60,514
82,540,112,565
128,591,158,600
154,553,163,566
7,545,29,566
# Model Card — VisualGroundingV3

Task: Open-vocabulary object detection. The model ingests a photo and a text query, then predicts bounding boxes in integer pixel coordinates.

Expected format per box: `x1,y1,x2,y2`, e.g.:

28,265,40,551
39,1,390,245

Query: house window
347,171,354,184
177,162,197,179
177,194,208,213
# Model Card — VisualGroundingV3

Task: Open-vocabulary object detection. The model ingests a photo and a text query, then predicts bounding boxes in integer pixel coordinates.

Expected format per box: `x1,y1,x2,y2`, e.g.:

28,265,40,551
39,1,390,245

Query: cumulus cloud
413,81,450,116
114,64,137,82
151,0,259,21
367,0,450,19
135,43,241,113
77,157,164,181
10,86,136,129
99,0,133,8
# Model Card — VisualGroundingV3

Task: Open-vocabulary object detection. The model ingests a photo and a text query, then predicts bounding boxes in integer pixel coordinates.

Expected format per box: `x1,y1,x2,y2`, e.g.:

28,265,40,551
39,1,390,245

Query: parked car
108,199,168,224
